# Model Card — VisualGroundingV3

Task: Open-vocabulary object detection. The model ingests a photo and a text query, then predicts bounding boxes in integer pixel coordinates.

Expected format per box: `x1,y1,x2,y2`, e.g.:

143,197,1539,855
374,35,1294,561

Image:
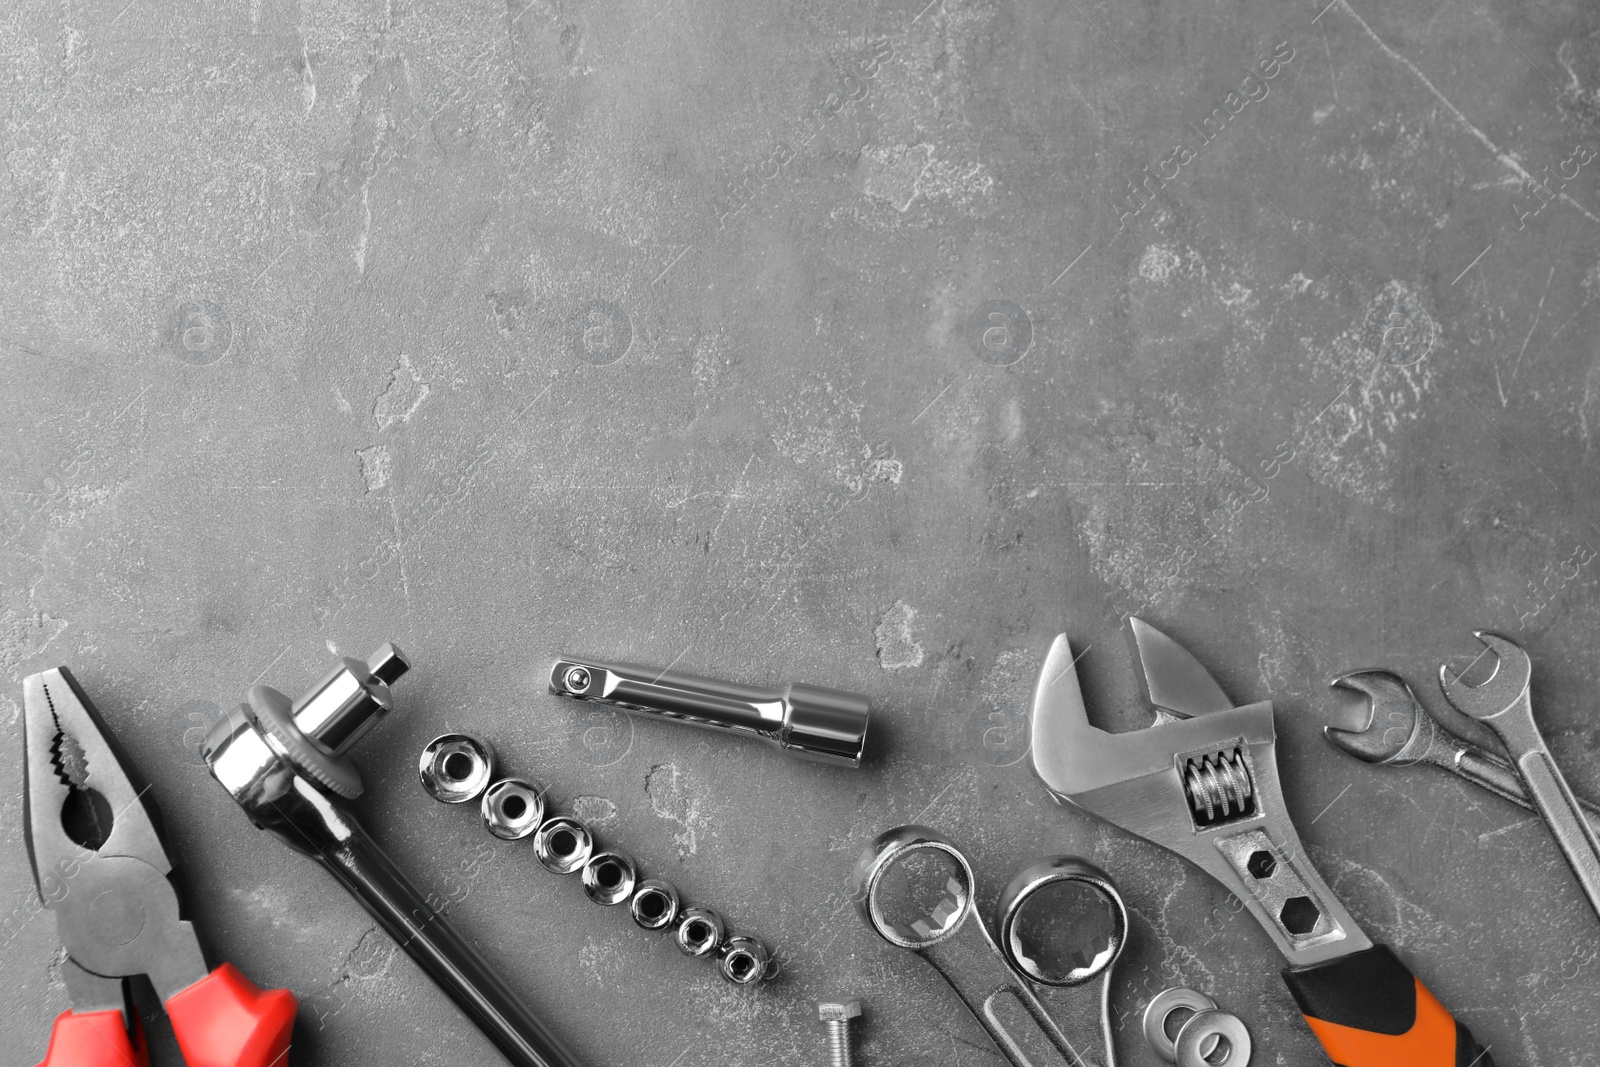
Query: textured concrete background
4,0,1600,1064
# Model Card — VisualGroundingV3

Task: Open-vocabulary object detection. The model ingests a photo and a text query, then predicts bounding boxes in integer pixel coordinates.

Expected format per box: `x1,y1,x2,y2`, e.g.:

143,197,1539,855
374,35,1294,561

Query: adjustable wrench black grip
1283,945,1494,1067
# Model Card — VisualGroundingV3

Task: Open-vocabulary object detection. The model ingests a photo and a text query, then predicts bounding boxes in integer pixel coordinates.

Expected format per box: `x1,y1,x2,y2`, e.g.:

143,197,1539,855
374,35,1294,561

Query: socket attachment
581,850,637,906
718,936,769,986
481,778,546,840
630,879,682,930
675,907,725,957
419,733,495,804
533,816,594,875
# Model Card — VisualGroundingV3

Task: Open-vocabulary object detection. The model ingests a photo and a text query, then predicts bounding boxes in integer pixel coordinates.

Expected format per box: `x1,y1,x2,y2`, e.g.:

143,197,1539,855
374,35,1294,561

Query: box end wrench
1327,668,1600,824
1439,631,1600,920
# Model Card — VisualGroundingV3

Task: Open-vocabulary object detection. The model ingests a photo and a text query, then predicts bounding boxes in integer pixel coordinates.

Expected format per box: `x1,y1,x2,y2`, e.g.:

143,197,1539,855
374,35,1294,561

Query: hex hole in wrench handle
533,815,594,875
850,825,975,949
676,907,726,957
995,856,1127,986
418,733,494,804
581,850,636,905
481,778,546,840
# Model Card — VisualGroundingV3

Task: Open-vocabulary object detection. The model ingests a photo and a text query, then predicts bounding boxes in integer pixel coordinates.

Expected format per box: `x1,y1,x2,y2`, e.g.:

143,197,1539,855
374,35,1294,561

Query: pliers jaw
23,668,210,1009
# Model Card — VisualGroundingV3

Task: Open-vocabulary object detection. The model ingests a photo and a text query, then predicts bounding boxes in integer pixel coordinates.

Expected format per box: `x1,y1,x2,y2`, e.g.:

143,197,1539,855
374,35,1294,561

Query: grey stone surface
4,0,1600,1064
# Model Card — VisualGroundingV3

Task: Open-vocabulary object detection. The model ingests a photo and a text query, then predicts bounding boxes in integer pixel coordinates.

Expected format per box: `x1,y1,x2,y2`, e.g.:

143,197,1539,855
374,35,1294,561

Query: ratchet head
1028,620,1371,967
1325,670,1430,765
1438,631,1532,723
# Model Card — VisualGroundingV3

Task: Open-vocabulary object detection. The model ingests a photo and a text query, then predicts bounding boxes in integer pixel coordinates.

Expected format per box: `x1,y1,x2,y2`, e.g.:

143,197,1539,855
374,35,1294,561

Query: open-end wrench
1327,669,1600,824
1439,631,1600,920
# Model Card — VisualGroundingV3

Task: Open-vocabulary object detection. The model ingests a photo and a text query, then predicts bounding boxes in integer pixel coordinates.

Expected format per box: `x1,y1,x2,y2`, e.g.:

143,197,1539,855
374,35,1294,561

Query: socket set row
418,732,773,986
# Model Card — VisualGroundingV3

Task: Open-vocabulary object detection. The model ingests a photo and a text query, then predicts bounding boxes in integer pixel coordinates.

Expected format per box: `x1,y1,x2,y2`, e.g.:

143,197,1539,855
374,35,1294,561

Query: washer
1175,1009,1251,1067
1142,987,1218,1063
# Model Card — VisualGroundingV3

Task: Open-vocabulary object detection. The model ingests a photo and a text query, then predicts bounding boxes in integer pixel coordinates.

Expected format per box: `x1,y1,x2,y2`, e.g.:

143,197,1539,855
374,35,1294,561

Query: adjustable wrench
1439,631,1600,920
1327,668,1600,825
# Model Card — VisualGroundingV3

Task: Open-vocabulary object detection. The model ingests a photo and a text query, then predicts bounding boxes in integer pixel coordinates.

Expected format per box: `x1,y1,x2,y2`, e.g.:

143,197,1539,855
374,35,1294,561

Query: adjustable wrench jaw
1030,634,1371,967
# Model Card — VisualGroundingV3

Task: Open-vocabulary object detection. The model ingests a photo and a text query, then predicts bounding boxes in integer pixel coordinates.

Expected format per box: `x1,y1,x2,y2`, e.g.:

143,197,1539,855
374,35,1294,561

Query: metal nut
718,935,768,985
1142,987,1218,1063
674,906,725,958
480,778,546,840
630,879,681,930
1174,1009,1251,1067
581,849,637,906
418,733,494,804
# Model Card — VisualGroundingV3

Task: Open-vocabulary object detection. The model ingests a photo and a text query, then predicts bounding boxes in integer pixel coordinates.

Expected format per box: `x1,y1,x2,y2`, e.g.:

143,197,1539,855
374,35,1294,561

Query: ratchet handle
1283,944,1493,1067
36,1009,150,1067
166,963,297,1067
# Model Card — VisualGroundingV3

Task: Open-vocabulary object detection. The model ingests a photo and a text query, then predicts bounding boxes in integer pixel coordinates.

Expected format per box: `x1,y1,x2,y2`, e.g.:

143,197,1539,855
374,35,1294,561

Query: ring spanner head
851,825,1125,1067
1325,670,1429,765
1029,622,1371,967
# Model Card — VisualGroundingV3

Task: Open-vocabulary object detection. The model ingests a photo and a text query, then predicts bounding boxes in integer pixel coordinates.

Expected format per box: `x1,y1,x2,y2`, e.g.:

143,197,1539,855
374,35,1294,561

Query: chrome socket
675,907,725,958
718,936,768,986
419,733,495,804
581,849,637,906
532,815,594,875
481,778,546,840
630,879,682,930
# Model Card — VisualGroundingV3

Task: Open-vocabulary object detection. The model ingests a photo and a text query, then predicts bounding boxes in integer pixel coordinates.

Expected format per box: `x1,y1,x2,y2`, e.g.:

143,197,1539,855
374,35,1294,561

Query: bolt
565,667,590,692
815,999,861,1067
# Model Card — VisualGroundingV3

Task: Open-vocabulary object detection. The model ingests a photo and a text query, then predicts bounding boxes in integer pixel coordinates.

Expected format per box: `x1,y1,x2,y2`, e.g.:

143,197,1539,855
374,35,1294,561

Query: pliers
23,666,297,1067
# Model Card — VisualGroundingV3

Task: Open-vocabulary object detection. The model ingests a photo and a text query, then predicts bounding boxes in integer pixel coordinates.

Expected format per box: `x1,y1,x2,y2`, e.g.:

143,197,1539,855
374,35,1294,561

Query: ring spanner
851,824,1126,1067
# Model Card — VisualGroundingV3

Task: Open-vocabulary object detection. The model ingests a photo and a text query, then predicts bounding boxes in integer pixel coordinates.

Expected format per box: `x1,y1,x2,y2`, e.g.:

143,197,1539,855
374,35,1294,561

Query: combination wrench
1327,668,1600,825
1438,631,1600,920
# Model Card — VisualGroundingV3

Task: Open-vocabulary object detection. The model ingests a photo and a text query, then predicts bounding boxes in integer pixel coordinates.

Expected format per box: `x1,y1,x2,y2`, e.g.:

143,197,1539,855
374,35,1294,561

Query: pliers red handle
24,667,297,1067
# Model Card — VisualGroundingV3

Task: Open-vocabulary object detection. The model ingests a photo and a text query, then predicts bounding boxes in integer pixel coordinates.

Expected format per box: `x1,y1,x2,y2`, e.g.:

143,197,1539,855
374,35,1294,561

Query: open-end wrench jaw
1438,631,1533,722
1030,631,1371,968
1325,670,1431,766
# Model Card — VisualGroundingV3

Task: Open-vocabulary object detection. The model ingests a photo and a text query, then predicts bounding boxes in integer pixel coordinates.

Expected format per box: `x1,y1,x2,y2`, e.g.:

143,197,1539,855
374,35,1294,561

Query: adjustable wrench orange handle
1283,945,1493,1067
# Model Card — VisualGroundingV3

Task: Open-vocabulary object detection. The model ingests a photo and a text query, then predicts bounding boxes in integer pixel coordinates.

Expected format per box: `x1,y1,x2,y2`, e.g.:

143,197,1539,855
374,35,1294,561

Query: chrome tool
550,656,870,767
203,644,586,1067
1439,631,1600,919
1030,618,1493,1067
1328,668,1600,824
851,824,1126,1067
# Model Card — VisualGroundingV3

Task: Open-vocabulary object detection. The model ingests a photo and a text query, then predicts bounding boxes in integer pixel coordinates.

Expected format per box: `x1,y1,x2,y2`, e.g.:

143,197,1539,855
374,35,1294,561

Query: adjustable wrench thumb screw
203,643,586,1067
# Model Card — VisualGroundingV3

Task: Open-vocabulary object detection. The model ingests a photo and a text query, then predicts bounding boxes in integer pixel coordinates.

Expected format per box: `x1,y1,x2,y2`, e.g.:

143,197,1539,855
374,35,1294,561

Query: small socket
581,850,637,906
481,778,546,840
630,879,682,930
418,734,494,804
718,936,769,986
675,907,725,958
532,815,594,875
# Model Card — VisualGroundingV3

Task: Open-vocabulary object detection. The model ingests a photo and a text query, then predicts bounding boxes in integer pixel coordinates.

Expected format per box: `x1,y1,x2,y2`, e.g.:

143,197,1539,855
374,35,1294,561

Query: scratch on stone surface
1332,0,1600,225
874,600,924,670
1509,266,1555,389
645,763,707,857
